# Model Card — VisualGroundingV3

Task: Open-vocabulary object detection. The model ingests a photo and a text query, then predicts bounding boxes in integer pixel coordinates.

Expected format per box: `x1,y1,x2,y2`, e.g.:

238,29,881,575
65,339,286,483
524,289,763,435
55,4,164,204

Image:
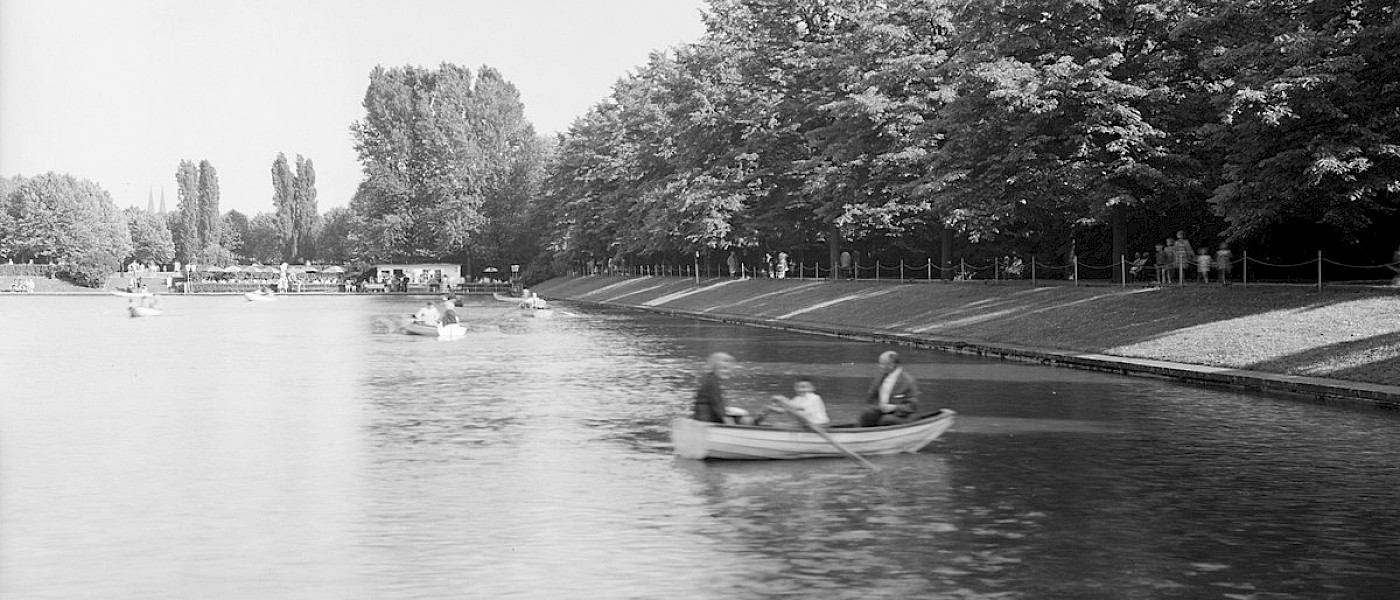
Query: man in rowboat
859,351,920,427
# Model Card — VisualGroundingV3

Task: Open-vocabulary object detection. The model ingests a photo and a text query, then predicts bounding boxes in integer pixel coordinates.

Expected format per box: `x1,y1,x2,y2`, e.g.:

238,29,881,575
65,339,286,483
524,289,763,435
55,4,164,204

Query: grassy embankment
535,275,1400,388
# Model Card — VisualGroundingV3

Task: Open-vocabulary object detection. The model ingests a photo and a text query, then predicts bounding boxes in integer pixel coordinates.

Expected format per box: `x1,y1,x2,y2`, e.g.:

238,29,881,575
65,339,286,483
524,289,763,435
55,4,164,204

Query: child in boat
761,378,830,428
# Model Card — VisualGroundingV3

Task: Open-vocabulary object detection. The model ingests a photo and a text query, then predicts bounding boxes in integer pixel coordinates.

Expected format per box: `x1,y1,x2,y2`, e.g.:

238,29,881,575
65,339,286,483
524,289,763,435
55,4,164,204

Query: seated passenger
414,301,440,324
761,377,830,428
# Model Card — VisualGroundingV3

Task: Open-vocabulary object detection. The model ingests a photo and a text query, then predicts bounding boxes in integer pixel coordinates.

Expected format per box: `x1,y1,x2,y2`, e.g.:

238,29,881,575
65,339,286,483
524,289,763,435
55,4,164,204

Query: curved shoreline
535,275,1400,410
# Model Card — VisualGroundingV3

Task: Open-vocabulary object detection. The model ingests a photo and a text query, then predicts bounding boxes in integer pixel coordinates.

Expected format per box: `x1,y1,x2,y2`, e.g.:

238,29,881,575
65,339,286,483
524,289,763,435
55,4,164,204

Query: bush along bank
533,275,1400,410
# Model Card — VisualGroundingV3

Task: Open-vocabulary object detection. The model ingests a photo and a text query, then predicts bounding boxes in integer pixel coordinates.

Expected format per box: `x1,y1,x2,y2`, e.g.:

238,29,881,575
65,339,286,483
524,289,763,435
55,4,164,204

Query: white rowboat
404,321,467,340
671,409,955,461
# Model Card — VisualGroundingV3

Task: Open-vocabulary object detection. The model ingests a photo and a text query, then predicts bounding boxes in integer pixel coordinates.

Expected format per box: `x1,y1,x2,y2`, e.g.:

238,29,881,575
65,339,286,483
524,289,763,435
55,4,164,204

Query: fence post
1121,256,1127,288
900,260,905,281
927,259,932,280
1073,256,1080,287
994,258,1000,282
1031,255,1036,286
1317,250,1323,292
875,260,880,281
1243,251,1248,286
960,258,966,280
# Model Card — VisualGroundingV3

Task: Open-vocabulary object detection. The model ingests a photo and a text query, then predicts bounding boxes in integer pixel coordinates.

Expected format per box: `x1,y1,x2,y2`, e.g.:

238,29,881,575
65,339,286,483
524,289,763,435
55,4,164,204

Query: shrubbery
55,250,122,288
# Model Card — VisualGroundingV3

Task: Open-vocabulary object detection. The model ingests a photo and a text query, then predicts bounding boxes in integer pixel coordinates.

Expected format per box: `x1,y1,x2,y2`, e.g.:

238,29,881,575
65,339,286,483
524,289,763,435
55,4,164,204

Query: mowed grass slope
535,276,1400,387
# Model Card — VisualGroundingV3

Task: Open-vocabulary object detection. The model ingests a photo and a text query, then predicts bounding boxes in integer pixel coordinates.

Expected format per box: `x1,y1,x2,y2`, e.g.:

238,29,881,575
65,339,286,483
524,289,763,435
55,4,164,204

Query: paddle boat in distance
244,290,277,302
404,320,468,340
111,289,153,299
671,409,955,461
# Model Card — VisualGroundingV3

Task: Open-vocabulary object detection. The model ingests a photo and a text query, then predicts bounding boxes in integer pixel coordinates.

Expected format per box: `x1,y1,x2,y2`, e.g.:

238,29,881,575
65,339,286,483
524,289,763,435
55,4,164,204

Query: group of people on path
1152,230,1233,285
691,349,920,429
726,251,791,279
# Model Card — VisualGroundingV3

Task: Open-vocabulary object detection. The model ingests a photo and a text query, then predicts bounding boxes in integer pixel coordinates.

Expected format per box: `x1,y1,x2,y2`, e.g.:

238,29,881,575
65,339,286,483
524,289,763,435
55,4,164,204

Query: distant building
373,263,462,286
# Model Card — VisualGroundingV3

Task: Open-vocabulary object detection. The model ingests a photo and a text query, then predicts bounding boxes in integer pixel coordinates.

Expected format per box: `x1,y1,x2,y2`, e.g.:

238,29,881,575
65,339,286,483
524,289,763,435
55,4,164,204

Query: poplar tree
197,160,221,257
174,160,201,262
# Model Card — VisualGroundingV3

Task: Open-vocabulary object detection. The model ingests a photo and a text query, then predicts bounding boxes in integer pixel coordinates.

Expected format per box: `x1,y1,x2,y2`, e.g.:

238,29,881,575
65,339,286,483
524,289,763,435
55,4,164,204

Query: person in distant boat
438,295,460,324
414,301,440,324
761,377,830,428
693,352,749,424
859,351,920,427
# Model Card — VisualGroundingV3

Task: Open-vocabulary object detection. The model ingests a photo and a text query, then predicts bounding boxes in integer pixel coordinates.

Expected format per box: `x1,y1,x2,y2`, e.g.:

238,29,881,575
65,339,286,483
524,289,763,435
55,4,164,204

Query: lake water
2,294,1399,599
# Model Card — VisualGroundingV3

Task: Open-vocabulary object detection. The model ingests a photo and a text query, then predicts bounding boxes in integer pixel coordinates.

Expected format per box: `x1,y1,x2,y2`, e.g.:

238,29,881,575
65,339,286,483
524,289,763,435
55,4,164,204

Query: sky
0,0,710,216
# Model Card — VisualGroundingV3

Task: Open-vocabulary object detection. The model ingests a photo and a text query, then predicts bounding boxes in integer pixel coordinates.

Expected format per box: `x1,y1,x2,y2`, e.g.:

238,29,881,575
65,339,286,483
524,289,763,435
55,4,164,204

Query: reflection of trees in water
675,456,1029,597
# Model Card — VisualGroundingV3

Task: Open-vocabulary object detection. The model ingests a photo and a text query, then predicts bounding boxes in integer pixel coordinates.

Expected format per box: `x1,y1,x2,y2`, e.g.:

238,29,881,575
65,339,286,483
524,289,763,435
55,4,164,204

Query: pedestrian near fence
1215,243,1234,284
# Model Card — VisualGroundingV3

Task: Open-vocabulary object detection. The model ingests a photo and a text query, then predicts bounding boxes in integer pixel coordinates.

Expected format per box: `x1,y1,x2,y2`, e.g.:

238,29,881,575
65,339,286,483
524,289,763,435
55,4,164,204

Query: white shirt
787,392,829,426
878,367,904,407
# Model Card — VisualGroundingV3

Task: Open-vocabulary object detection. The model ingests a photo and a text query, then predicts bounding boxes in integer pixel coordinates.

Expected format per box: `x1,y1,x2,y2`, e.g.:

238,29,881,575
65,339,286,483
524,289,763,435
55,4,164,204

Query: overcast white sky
0,0,709,216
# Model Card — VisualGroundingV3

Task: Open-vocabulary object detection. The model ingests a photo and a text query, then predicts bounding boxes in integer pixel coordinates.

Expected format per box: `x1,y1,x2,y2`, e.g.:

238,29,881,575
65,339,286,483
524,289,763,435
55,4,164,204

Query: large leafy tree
1,173,131,285
242,212,284,265
124,207,175,266
349,63,539,262
1186,0,1399,251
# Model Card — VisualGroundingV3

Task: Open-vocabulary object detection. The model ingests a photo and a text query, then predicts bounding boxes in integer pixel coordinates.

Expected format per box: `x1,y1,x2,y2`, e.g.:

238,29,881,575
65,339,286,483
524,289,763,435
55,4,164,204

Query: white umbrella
323,265,346,274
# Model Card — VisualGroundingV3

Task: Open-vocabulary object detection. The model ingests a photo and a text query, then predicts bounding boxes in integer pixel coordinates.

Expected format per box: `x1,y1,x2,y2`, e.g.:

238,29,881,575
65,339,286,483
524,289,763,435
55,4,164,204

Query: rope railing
569,250,1400,290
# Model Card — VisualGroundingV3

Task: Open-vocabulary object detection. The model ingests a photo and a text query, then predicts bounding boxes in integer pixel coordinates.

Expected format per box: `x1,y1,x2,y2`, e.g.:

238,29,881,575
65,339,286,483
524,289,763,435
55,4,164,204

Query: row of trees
0,152,334,286
537,0,1398,277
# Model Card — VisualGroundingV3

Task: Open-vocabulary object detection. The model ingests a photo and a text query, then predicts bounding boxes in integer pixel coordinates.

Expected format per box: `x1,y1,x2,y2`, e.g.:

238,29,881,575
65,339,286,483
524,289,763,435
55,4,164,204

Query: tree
349,63,539,262
1,172,131,285
197,160,221,254
293,155,318,261
124,207,176,267
313,206,353,264
221,210,249,258
174,160,201,262
242,212,284,265
271,153,297,261
1186,0,1399,250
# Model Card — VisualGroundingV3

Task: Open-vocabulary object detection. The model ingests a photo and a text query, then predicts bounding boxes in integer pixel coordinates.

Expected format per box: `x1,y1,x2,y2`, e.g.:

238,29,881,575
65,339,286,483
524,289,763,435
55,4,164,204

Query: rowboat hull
520,307,554,319
671,409,955,460
111,290,152,299
404,321,467,339
128,306,164,318
243,292,276,302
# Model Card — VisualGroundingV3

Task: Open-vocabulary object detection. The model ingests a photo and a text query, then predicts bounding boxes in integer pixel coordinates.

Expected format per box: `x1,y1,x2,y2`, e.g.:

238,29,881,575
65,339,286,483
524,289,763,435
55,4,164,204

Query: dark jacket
692,372,728,423
865,369,920,415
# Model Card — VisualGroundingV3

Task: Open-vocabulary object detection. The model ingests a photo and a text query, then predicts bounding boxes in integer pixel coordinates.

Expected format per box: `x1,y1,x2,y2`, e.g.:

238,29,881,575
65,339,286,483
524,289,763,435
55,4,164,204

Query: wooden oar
774,395,880,472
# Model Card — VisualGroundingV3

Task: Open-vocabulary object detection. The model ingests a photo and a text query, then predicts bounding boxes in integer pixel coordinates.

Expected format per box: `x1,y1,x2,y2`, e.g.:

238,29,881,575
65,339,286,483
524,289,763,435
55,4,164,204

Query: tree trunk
828,226,841,280
940,226,953,281
1111,203,1127,282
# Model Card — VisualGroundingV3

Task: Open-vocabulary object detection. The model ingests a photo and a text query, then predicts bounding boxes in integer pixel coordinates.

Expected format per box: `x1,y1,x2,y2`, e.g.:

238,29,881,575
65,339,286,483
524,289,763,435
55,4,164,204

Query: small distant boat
671,409,956,461
111,290,153,299
244,291,277,302
128,306,164,318
519,306,554,319
404,321,467,340
492,292,520,303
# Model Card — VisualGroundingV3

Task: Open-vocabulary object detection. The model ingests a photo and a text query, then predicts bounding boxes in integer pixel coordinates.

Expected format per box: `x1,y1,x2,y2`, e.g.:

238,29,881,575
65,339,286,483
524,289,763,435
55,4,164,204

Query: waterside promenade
534,275,1400,409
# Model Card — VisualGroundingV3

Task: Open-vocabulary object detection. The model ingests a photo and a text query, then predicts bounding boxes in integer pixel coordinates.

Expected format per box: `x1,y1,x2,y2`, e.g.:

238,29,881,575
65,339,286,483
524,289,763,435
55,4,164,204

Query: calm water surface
2,294,1399,599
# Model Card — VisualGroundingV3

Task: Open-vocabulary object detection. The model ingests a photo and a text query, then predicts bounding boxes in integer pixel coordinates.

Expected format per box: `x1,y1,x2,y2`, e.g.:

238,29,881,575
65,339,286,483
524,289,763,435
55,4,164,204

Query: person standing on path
1172,231,1193,284
1215,242,1234,285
